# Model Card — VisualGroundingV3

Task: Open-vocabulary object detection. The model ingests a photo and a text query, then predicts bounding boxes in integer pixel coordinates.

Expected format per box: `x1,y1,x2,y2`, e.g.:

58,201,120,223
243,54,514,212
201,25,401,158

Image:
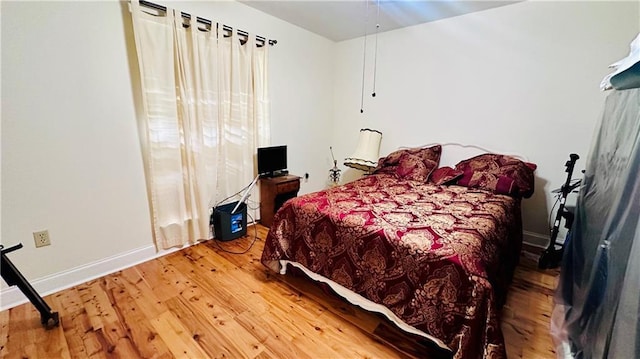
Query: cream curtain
130,1,270,249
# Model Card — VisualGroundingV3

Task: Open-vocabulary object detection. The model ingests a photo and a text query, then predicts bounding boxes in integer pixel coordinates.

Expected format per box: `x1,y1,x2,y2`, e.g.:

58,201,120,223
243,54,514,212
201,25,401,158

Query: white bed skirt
279,259,451,352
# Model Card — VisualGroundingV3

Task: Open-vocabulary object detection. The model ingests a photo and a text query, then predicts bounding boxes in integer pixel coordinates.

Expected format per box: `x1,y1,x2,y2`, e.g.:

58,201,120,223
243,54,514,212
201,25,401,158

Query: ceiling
239,0,520,42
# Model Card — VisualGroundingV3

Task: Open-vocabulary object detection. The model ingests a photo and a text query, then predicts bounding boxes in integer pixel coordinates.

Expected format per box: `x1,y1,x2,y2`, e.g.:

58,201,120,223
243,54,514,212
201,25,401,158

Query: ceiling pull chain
360,0,369,113
372,0,380,97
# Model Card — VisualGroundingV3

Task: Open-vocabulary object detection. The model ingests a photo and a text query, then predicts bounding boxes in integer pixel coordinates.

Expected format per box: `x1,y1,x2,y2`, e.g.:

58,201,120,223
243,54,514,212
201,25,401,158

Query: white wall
331,1,639,246
0,0,335,307
2,1,152,290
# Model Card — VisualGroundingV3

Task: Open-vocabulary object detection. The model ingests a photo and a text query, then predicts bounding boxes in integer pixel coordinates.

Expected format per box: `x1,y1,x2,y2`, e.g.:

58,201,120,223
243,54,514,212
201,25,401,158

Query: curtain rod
138,0,277,46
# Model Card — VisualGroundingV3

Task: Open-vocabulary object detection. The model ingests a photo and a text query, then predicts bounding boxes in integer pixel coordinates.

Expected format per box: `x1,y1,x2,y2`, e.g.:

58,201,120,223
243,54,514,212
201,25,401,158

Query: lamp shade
344,128,382,172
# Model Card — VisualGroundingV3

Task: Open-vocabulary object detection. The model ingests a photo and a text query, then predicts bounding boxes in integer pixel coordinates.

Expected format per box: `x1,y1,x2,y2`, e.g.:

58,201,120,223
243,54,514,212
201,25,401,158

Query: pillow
373,145,441,181
372,149,406,175
454,154,537,198
429,166,464,185
414,145,441,179
396,153,430,182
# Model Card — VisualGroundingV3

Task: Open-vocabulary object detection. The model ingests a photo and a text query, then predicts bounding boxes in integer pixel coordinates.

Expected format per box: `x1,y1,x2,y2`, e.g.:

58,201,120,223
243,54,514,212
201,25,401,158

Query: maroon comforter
261,173,522,358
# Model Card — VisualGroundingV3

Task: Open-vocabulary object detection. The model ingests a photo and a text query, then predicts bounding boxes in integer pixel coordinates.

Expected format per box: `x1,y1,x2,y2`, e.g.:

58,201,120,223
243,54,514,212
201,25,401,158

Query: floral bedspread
261,173,522,359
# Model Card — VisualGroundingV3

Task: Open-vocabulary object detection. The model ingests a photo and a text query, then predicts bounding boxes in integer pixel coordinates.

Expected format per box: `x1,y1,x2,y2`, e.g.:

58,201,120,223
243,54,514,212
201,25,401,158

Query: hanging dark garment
552,88,640,358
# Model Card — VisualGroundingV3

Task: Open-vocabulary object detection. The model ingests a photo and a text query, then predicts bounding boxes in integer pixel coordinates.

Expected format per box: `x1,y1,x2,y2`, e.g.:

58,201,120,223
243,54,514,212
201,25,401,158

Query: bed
260,144,536,359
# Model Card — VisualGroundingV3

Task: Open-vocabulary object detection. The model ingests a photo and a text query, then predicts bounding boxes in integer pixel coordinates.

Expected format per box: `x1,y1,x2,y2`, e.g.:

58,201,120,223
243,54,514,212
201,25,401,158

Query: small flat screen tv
257,145,287,177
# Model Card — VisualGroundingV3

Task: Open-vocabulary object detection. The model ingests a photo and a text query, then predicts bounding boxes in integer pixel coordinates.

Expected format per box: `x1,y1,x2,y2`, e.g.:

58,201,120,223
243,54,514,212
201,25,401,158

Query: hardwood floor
0,225,559,358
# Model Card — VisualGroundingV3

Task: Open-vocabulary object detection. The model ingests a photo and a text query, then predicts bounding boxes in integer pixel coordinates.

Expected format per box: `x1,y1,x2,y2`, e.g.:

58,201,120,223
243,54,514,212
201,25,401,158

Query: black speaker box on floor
212,201,247,241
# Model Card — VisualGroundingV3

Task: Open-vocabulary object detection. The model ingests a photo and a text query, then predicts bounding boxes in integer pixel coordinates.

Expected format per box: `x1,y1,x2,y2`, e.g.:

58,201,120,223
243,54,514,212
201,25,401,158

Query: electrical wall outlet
33,230,51,248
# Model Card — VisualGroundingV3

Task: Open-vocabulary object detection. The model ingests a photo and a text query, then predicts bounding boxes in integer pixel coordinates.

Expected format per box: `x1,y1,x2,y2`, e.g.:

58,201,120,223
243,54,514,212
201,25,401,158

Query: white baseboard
523,230,549,249
0,244,182,311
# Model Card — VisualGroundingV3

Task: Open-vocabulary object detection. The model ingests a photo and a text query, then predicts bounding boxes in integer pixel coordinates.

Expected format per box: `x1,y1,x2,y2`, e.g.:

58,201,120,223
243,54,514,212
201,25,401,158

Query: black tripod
538,154,581,269
1,243,59,329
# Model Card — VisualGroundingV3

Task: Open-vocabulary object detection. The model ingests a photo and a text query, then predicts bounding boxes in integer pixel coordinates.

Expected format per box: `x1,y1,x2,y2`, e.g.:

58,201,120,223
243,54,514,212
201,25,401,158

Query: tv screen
257,145,287,176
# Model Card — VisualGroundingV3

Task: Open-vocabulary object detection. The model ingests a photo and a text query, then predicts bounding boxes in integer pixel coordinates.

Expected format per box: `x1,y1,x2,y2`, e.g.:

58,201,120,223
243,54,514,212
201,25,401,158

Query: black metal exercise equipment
538,153,581,269
1,243,60,329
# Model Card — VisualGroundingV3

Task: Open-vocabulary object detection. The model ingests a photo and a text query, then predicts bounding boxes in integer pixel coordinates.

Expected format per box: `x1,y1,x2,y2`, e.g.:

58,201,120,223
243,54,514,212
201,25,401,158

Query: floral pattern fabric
429,166,465,185
373,145,442,182
454,154,537,198
261,173,523,359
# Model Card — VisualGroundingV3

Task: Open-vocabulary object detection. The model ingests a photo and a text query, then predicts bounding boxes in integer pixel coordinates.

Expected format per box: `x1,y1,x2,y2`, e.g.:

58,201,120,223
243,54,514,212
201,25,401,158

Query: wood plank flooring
0,224,559,358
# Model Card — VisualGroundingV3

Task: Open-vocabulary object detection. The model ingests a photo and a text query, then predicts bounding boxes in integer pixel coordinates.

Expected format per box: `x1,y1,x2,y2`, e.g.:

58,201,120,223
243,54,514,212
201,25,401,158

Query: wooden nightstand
259,175,301,228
